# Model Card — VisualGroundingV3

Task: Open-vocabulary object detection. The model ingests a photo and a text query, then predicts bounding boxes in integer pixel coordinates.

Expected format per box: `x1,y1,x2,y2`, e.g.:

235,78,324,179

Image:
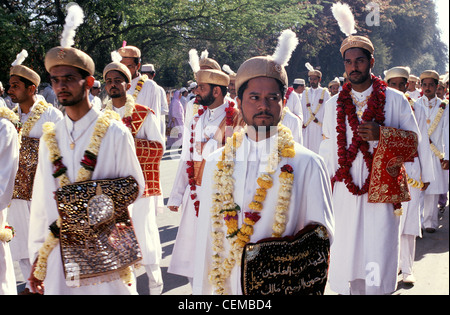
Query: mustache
350,71,362,75
253,111,274,119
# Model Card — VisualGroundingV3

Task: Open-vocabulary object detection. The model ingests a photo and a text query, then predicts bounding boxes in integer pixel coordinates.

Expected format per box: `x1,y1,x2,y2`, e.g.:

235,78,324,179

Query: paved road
15,149,449,295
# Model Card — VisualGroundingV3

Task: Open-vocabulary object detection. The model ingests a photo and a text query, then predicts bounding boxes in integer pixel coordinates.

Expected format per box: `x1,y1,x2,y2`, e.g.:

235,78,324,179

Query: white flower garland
428,101,446,160
0,107,23,143
13,100,50,137
104,94,135,121
209,124,296,295
132,75,148,100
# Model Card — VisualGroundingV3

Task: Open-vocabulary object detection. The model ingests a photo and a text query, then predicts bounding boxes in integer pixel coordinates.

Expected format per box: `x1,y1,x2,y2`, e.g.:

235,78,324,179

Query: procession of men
0,2,448,296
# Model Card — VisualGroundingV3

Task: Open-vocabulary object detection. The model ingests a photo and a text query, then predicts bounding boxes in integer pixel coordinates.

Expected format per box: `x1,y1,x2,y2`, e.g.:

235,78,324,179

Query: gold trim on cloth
241,225,330,295
55,176,141,284
13,136,39,201
135,138,163,196
368,126,418,204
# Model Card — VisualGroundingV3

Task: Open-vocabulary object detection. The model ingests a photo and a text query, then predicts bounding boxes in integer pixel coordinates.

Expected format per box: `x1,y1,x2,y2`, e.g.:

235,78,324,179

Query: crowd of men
0,2,448,296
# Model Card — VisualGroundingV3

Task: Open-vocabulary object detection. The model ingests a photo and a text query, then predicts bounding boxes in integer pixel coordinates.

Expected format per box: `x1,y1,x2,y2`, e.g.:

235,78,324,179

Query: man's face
295,85,305,94
228,80,236,98
329,84,340,96
344,48,373,85
8,76,34,104
388,77,408,93
436,85,447,99
49,65,88,107
120,57,140,78
237,77,283,132
105,71,130,99
90,86,100,96
407,81,417,91
421,78,437,100
196,83,216,107
309,76,321,89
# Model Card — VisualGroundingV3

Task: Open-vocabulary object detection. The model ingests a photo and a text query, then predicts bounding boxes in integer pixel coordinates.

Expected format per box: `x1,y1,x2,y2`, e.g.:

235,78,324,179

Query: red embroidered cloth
368,126,418,204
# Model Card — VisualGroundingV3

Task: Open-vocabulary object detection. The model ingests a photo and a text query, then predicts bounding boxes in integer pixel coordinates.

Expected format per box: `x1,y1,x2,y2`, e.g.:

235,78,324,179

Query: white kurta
408,89,421,101
0,118,19,295
8,102,63,262
281,108,303,145
301,87,331,153
286,91,303,119
415,96,449,195
320,86,426,295
28,107,145,295
401,102,435,237
192,134,335,295
110,104,164,266
128,75,162,133
167,102,232,278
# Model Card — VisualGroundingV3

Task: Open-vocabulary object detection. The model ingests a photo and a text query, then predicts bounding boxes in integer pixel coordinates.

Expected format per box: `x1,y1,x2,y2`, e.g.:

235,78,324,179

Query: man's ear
28,84,37,96
237,96,243,112
86,76,95,89
370,56,375,70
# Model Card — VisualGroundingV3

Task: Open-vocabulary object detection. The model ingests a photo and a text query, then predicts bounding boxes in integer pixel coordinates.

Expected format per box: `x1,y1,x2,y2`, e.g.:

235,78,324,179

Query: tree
1,0,448,89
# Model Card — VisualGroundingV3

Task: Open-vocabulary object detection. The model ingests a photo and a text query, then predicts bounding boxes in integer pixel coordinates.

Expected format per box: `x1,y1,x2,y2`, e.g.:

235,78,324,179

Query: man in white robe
142,64,169,147
416,70,449,233
385,66,435,284
0,110,20,295
407,75,422,101
167,66,243,286
285,86,303,119
28,44,145,295
301,68,331,154
320,35,428,295
193,53,334,295
7,65,63,294
119,47,166,216
281,106,303,145
119,46,162,134
103,62,165,294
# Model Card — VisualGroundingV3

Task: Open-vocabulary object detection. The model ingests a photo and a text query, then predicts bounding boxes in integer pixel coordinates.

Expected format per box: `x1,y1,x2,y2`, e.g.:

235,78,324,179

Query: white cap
189,82,197,89
293,78,305,85
180,87,188,93
93,80,101,88
141,64,155,72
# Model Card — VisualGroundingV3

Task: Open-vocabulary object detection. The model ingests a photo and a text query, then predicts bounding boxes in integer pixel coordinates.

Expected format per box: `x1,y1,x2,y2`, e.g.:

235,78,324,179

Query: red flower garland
331,75,387,196
187,101,236,216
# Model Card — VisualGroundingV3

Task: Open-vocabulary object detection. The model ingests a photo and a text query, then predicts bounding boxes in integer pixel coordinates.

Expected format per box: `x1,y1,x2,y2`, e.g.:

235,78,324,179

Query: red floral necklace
331,75,387,196
187,100,236,216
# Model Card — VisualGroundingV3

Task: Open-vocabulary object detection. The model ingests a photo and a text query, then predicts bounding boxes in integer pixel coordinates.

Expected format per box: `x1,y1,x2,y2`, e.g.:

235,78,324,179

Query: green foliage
0,0,448,90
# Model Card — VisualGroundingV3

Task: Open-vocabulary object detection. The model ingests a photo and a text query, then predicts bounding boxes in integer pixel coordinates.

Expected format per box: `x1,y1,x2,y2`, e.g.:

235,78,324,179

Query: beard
59,91,84,107
108,88,124,99
348,70,371,85
196,90,215,107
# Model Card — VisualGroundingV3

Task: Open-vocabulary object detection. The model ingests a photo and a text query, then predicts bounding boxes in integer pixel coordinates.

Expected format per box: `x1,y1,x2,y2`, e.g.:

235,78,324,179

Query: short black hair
237,78,286,101
343,47,373,61
15,76,37,94
293,83,304,89
387,77,408,85
210,84,228,97
17,76,35,88
76,68,91,80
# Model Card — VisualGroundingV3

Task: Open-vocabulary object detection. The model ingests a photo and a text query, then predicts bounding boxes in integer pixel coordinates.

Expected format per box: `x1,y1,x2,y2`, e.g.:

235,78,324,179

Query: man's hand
168,206,179,212
357,121,380,141
29,261,44,295
421,182,430,192
441,160,449,170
